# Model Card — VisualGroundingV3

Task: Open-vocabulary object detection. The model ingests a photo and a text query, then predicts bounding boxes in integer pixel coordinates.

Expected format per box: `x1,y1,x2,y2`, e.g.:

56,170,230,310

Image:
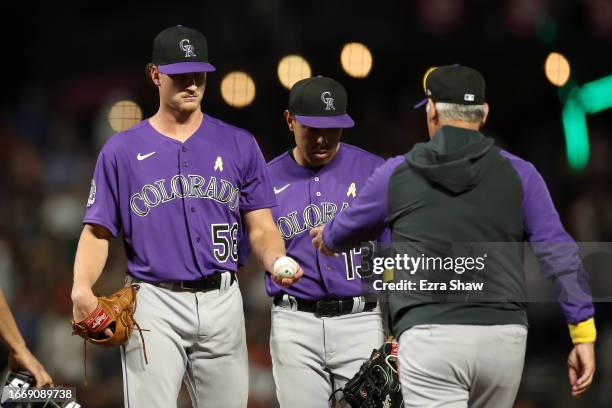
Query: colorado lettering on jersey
277,201,349,240
130,174,240,217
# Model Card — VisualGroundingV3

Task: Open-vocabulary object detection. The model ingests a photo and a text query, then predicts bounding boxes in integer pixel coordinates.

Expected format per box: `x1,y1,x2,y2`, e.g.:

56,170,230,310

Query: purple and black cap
152,25,216,74
289,76,355,128
414,65,485,109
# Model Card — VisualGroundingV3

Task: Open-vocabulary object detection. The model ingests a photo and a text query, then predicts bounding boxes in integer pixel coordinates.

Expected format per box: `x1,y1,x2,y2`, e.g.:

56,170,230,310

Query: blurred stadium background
0,1,611,407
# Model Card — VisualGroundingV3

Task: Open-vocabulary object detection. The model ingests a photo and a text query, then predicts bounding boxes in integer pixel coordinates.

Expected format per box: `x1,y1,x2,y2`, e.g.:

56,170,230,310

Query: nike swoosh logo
274,184,290,194
137,151,156,161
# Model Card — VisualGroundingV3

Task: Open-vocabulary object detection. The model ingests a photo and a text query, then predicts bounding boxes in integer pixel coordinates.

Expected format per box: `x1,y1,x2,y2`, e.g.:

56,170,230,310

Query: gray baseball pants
121,276,248,408
270,296,384,408
399,324,528,408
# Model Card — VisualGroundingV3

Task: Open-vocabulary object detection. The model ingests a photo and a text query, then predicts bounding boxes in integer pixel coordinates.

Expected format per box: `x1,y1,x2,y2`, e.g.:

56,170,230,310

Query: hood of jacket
406,125,495,194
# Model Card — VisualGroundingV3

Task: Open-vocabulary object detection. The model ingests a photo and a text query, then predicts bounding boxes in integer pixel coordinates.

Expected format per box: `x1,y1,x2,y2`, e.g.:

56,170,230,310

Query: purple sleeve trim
323,156,405,252
83,218,119,238
500,150,595,324
240,200,278,211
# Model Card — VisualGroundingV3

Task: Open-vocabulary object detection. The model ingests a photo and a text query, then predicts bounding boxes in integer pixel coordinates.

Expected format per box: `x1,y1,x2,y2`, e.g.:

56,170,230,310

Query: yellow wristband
568,318,596,344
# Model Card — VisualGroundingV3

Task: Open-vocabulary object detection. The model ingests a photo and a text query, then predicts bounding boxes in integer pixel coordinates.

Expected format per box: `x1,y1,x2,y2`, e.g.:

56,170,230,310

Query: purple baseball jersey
83,115,276,282
264,144,385,300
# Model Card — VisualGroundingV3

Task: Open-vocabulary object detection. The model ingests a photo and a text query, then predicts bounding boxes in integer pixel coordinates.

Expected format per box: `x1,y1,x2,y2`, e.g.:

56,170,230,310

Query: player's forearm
249,227,285,272
0,290,27,353
71,225,110,299
243,208,286,271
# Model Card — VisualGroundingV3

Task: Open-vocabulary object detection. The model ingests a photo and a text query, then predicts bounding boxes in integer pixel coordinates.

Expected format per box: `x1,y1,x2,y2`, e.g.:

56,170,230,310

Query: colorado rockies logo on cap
288,76,354,128
179,39,196,58
321,91,335,111
152,26,216,74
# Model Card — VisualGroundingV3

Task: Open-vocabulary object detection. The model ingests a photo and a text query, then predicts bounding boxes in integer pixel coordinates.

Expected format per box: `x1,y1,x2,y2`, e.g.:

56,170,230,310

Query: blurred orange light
340,43,373,78
221,71,256,108
108,100,142,132
277,55,312,89
545,52,571,87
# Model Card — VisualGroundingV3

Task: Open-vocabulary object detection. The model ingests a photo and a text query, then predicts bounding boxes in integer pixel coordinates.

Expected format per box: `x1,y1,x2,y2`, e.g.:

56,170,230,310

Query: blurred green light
561,74,612,171
562,92,589,171
577,75,612,114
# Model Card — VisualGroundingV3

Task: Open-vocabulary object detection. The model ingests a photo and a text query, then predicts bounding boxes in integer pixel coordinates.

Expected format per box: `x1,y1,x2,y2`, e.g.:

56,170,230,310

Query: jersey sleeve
501,151,595,325
323,156,404,252
239,135,277,211
82,144,121,237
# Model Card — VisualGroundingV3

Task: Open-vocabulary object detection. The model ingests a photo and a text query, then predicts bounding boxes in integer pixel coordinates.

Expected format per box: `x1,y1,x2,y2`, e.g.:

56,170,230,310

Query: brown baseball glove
71,284,147,384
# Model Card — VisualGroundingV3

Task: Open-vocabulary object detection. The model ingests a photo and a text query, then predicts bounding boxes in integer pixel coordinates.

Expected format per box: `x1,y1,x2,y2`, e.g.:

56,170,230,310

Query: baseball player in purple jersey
244,76,386,407
70,25,302,408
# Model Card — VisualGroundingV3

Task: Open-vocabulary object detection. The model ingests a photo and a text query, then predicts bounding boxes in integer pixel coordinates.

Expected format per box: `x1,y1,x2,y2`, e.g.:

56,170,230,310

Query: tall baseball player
243,76,386,407
70,25,302,408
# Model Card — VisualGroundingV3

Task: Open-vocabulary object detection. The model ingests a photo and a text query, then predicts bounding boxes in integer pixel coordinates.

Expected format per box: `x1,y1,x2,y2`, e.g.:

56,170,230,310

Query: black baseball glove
334,341,404,408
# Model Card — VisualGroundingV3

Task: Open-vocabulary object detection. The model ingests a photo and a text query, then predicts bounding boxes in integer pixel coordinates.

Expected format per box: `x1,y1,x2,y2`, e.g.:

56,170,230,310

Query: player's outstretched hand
71,288,113,337
568,342,595,397
310,226,338,257
8,345,53,388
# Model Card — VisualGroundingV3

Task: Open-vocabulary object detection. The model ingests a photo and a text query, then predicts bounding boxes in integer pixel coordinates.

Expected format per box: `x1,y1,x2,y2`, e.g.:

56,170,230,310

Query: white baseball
273,256,298,279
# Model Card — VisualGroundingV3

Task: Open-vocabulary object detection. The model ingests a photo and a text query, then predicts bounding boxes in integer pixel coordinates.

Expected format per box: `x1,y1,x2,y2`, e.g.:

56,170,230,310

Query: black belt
274,295,377,317
139,271,236,292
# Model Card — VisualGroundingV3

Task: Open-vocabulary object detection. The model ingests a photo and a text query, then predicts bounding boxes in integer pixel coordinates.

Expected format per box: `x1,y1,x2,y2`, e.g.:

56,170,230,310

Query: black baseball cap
289,76,355,128
152,25,216,74
414,65,485,108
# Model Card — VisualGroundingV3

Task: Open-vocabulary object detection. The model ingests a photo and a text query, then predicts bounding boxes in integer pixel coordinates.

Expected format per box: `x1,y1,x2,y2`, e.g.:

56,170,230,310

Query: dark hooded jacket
387,125,528,334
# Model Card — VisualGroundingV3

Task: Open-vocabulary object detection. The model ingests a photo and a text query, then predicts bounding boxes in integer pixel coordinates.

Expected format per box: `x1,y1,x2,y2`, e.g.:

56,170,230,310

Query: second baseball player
244,76,386,407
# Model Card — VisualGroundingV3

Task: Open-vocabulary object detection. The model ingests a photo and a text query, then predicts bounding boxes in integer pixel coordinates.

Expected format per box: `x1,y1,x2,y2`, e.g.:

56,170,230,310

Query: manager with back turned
311,65,596,408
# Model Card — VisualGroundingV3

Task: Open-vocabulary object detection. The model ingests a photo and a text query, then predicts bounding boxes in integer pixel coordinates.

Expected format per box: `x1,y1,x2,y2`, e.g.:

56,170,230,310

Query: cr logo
179,39,196,57
321,91,335,111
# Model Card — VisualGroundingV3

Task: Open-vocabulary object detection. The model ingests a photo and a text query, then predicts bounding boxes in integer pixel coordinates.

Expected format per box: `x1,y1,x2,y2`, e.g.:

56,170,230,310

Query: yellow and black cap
414,65,485,108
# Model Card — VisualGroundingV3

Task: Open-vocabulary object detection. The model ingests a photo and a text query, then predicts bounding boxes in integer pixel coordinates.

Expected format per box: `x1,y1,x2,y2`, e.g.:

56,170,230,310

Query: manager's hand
310,226,337,257
568,342,595,397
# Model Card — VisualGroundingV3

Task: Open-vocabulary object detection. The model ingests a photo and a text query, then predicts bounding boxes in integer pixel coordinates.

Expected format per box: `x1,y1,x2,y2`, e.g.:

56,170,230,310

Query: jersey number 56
211,223,239,263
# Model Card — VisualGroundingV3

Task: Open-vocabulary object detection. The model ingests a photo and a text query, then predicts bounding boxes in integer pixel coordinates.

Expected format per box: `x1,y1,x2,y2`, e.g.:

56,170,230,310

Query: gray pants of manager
399,324,528,408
